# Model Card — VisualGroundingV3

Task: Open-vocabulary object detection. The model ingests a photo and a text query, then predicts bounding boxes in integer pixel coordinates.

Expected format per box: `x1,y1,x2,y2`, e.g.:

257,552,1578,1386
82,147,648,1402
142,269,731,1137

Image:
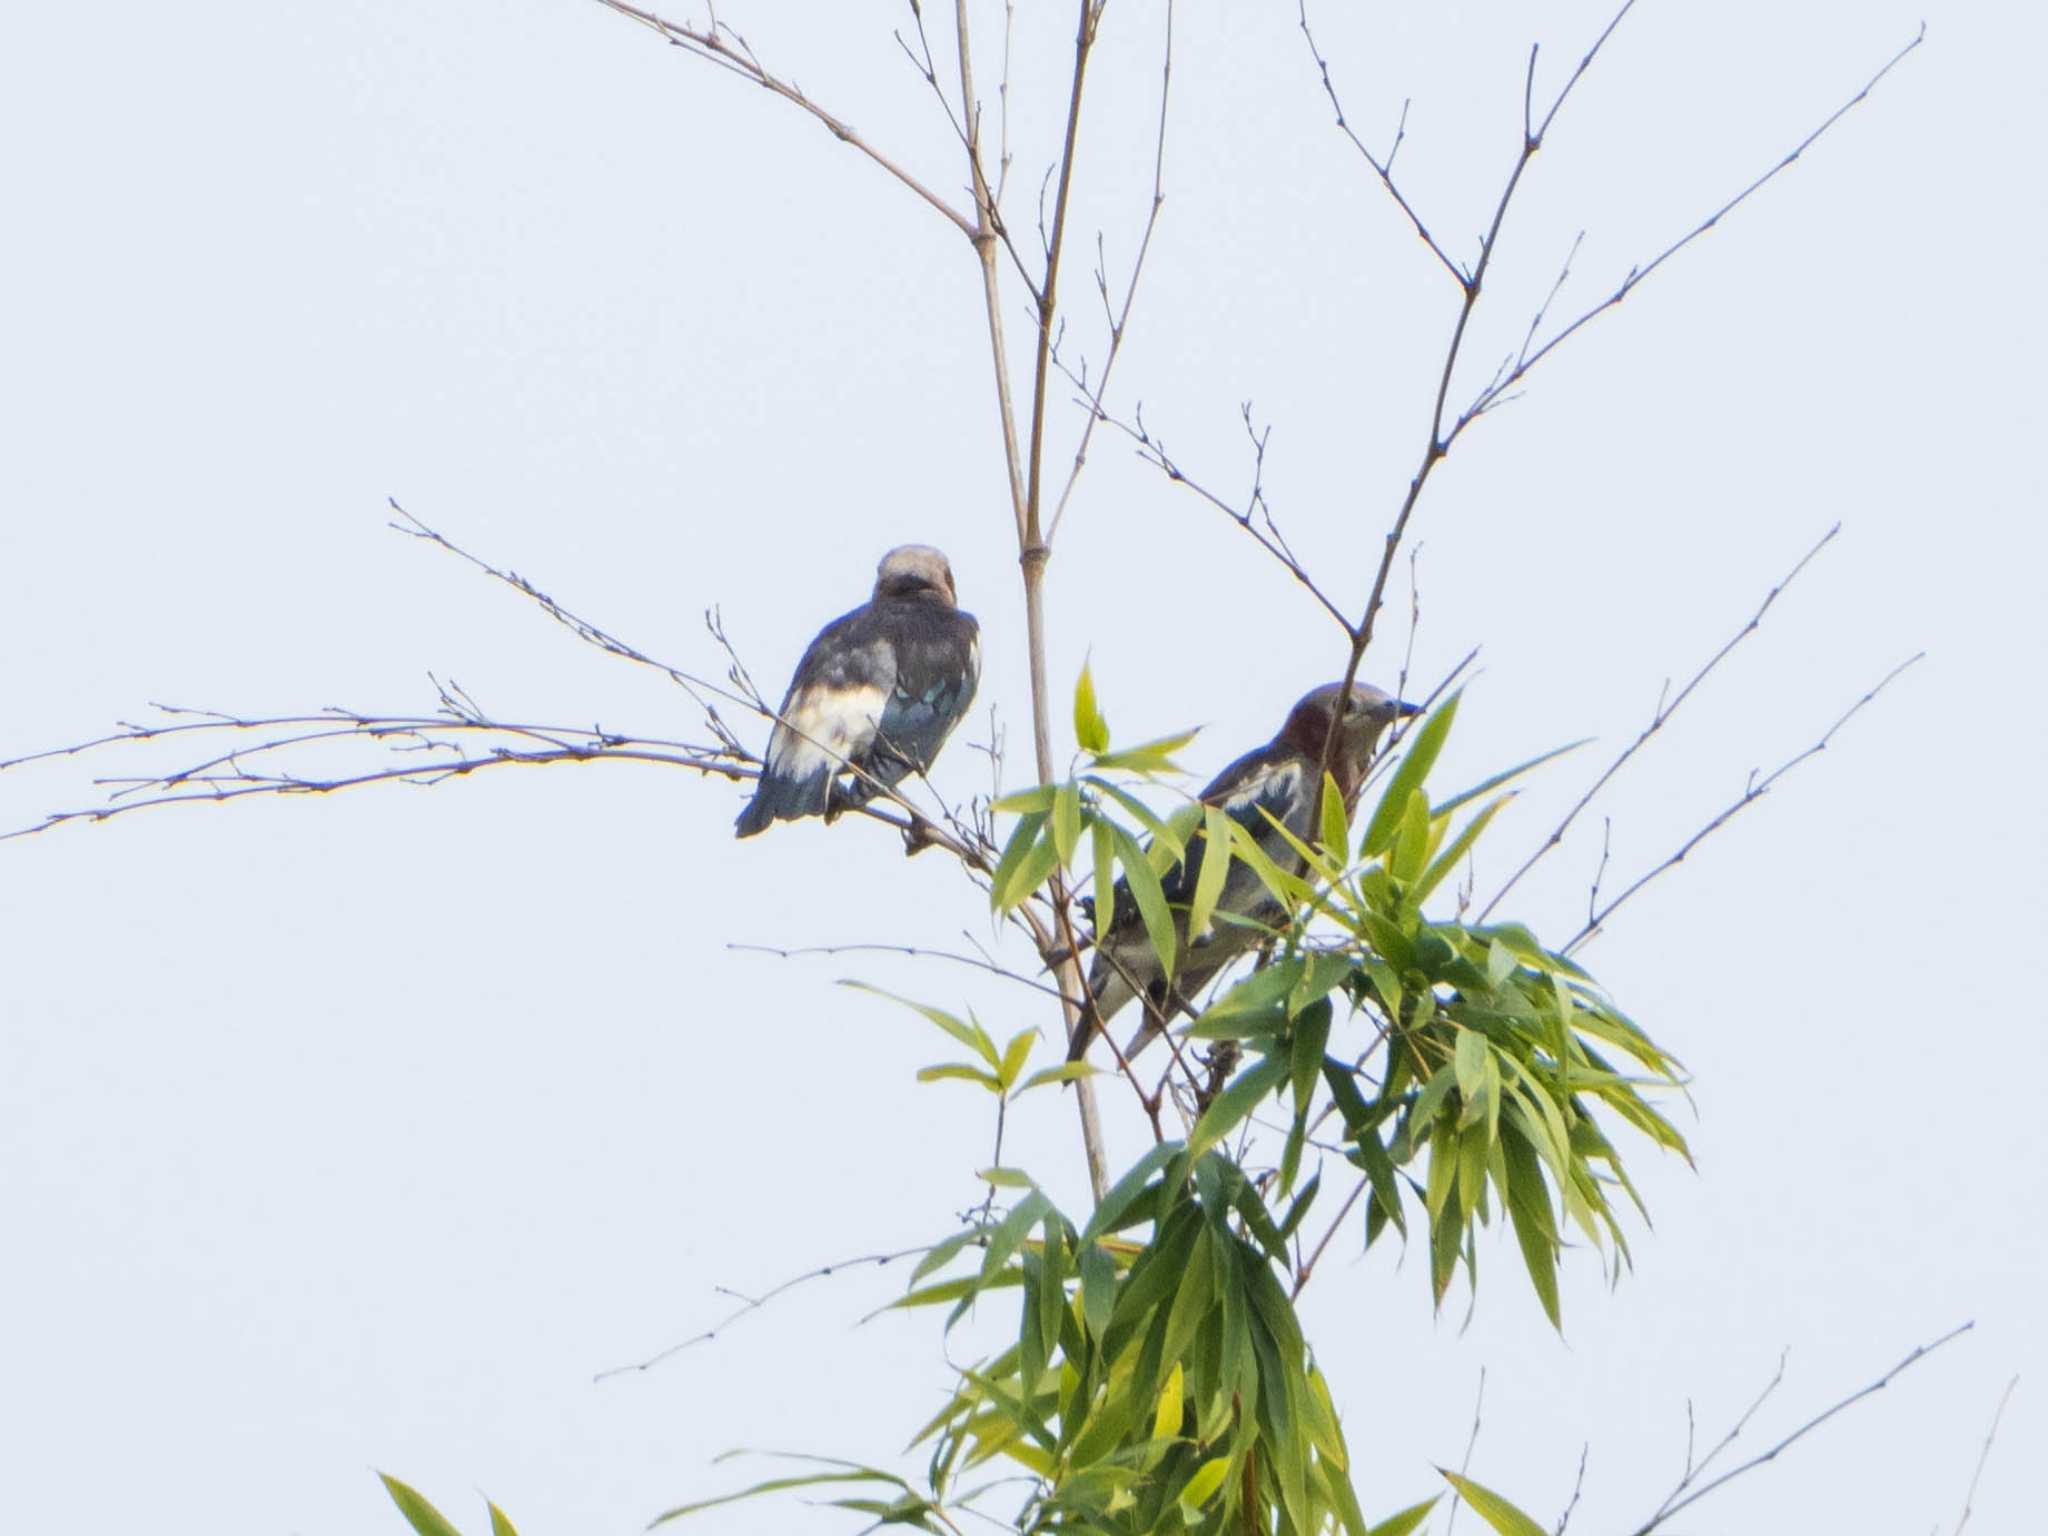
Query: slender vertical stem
955,0,1110,1203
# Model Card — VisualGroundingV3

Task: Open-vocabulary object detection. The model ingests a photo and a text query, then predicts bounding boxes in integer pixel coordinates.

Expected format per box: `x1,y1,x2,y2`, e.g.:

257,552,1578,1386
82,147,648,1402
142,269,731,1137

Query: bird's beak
1390,699,1424,720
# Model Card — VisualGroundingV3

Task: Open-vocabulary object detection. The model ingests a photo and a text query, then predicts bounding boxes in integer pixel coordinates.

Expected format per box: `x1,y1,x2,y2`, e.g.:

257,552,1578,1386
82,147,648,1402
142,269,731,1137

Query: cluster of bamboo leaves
384,684,1690,1535
994,675,1690,1325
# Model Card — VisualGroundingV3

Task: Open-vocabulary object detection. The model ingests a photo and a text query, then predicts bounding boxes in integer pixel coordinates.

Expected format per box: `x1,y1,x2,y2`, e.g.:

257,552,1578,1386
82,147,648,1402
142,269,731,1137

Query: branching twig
593,1244,935,1381
589,0,977,238
1482,523,1841,921
1044,0,1175,546
730,940,1083,1010
1566,650,1923,952
1951,1375,2019,1535
1445,1368,1488,1536
1626,1323,1974,1535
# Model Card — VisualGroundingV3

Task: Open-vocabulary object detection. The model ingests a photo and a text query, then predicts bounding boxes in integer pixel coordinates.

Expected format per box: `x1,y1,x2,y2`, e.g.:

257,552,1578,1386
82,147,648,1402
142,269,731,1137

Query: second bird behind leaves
734,545,980,838
1071,680,1420,1066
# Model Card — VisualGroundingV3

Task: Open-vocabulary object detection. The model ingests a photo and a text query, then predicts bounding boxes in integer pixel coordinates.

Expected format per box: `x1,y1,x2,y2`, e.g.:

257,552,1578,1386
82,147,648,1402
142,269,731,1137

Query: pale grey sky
2,2,2041,1533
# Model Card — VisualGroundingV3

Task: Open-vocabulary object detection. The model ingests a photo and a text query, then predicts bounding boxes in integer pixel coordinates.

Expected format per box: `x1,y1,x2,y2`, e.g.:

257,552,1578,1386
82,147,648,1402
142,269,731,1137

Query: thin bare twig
1483,524,1840,920
1951,1375,2020,1535
1296,0,1464,284
1554,1444,1589,1535
1044,0,1175,546
1566,650,1923,953
1445,1368,1488,1536
593,1244,935,1381
730,940,1083,1010
1627,1323,1974,1535
1485,26,1928,417
589,0,976,238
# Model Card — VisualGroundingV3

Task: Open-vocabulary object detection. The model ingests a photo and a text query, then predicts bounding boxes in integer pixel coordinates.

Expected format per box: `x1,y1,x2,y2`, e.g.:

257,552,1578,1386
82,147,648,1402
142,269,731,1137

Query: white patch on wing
769,682,887,776
1221,760,1302,818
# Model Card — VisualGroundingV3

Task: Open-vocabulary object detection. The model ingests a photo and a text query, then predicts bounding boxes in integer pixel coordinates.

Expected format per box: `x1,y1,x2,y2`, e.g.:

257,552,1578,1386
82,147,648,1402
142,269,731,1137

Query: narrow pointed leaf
1051,781,1081,866
1367,1494,1443,1536
1363,692,1461,856
1075,662,1110,754
1016,1061,1097,1094
1091,728,1201,773
1415,793,1514,904
1320,770,1350,861
1189,1051,1290,1159
1434,737,1590,817
1180,1455,1231,1510
379,1476,463,1536
1187,802,1234,943
1110,822,1177,982
1438,1471,1548,1536
843,984,999,1068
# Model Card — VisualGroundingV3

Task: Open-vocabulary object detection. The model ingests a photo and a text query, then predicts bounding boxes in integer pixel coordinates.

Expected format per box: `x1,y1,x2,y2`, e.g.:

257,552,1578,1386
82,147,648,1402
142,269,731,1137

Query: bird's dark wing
838,604,981,806
1093,742,1311,936
734,604,896,837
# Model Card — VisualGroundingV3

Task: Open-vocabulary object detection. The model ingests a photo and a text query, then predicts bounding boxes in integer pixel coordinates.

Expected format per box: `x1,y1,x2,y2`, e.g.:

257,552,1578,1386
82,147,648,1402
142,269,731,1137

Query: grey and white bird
735,545,981,838
1072,680,1420,1063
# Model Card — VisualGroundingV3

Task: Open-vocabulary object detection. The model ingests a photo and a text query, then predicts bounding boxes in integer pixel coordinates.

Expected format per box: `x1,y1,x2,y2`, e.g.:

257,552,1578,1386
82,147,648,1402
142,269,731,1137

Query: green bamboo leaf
1090,816,1115,944
1081,1141,1184,1244
1290,999,1333,1126
1179,1455,1232,1510
995,827,1061,912
1438,1471,1548,1536
1366,1494,1443,1536
1075,662,1110,754
1434,736,1590,818
991,785,1057,814
842,983,1001,1067
1091,728,1201,773
998,1028,1037,1091
1015,1060,1097,1094
1152,1362,1186,1442
1036,1211,1065,1362
487,1504,519,1536
980,1191,1053,1284
887,1269,1025,1311
1499,1121,1562,1329
650,1466,905,1526
1389,790,1432,882
1278,1170,1322,1240
1318,1455,1371,1536
1319,770,1350,862
1079,1240,1117,1339
1085,777,1187,854
1187,803,1234,944
1109,822,1177,982
1453,1027,1488,1105
977,1166,1035,1188
1189,1052,1290,1159
1051,781,1082,867
989,809,1047,911
1224,815,1318,908
916,1063,1003,1090
1363,692,1462,856
911,1226,985,1285
1414,792,1514,904
379,1476,464,1536
1258,801,1345,884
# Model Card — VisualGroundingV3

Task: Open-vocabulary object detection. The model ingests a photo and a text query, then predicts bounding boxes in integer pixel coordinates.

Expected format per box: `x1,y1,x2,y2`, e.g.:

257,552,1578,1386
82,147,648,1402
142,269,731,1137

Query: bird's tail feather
733,765,832,837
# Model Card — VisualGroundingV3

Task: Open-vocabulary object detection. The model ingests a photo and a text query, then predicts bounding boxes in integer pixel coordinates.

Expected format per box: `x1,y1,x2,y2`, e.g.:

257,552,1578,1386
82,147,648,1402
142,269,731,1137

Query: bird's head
1281,680,1421,782
873,545,959,606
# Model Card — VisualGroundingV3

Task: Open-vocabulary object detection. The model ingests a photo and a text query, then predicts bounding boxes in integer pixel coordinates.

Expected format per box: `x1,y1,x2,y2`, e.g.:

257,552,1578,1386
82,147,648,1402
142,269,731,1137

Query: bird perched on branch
1072,680,1420,1064
735,545,980,838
